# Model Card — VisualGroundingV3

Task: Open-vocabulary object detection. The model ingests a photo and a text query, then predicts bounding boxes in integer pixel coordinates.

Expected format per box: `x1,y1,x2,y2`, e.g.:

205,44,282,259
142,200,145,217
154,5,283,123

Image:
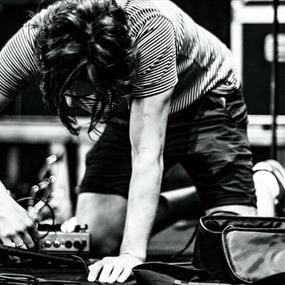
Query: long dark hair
34,0,137,135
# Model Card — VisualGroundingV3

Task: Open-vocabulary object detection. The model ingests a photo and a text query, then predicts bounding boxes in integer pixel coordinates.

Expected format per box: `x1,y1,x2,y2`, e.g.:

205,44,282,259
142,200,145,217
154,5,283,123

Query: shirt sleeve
131,14,178,98
0,14,42,99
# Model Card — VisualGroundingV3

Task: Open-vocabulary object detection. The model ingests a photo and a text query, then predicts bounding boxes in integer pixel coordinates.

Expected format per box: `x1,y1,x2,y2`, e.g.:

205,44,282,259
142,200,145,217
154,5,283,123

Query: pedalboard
38,224,90,254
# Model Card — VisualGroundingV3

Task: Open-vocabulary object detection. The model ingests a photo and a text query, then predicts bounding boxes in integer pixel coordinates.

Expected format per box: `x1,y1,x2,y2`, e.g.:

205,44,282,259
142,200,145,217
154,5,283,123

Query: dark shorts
80,88,257,210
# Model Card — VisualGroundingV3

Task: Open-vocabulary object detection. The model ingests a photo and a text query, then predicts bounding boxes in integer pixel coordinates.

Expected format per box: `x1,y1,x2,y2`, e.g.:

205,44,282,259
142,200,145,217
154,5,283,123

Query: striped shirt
0,0,240,114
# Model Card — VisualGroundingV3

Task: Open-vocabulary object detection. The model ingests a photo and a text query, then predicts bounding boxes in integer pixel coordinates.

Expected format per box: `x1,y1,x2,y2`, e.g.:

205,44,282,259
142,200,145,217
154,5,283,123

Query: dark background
0,0,232,116
3,0,285,116
0,0,284,189
0,0,233,190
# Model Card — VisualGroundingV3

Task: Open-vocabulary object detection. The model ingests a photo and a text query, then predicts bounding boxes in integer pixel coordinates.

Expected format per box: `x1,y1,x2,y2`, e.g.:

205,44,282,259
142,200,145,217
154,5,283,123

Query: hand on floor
87,253,143,283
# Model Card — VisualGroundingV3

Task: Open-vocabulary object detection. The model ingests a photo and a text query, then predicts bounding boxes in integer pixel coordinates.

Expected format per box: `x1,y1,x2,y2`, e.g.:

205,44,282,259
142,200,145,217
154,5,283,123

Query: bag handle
170,211,239,260
208,211,240,216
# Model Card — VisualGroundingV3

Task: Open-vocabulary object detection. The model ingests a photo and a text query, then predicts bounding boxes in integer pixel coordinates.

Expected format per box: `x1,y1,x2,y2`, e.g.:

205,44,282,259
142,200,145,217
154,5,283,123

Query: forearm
0,180,8,198
0,180,21,210
0,180,13,202
120,155,163,260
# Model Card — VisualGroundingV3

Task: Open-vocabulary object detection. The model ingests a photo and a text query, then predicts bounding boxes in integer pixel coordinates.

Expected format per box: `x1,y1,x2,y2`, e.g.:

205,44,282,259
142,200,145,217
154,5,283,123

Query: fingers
1,237,15,247
1,227,39,250
88,259,132,284
2,235,28,250
20,216,40,249
108,265,125,283
15,226,39,250
88,261,103,282
12,235,28,250
117,267,132,283
27,227,41,250
98,263,116,283
20,230,35,249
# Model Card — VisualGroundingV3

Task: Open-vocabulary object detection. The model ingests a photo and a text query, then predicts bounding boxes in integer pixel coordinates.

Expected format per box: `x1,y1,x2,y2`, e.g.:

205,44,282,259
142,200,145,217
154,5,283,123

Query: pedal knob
74,224,88,232
73,240,82,249
44,240,52,248
80,224,88,232
80,240,87,249
65,241,73,249
53,240,61,248
73,240,87,249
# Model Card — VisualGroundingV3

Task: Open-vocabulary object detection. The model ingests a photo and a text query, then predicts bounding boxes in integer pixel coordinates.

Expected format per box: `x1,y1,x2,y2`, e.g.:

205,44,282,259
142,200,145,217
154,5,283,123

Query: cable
71,255,89,275
28,176,56,209
0,273,38,284
0,273,104,285
39,279,93,284
38,280,82,284
170,224,199,260
0,198,91,283
16,197,56,239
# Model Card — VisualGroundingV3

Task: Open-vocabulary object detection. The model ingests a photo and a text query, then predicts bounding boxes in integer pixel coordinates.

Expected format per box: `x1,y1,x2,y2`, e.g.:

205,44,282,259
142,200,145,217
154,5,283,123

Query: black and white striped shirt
0,0,240,114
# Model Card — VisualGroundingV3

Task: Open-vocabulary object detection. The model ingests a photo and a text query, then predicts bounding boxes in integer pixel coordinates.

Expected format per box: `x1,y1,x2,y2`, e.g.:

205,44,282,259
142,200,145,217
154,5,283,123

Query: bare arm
88,87,173,283
0,79,39,249
0,12,41,105
0,16,41,247
0,93,39,248
87,8,177,283
120,87,173,259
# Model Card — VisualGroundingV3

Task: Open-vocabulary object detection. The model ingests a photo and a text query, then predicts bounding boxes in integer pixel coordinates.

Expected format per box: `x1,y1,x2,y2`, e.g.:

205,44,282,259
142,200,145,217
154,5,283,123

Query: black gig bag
193,215,285,283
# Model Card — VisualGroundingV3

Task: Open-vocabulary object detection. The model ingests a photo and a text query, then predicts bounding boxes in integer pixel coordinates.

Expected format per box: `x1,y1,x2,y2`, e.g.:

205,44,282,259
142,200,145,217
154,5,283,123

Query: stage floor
0,220,197,284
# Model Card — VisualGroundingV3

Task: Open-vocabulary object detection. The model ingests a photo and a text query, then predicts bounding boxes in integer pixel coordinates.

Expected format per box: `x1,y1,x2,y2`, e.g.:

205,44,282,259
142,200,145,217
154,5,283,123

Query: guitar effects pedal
38,224,90,254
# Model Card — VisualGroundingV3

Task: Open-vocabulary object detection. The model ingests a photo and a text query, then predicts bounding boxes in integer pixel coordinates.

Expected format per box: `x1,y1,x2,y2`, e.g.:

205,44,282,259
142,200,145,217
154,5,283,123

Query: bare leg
76,186,203,256
77,163,283,258
76,193,127,257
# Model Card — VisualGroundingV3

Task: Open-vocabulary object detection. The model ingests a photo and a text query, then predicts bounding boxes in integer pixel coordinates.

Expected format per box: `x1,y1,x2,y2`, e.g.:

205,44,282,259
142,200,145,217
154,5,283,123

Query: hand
87,253,143,283
0,192,39,250
60,216,77,233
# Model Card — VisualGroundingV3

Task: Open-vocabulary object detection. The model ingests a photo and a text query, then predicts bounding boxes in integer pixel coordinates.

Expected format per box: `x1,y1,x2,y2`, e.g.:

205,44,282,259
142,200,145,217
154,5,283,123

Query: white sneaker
253,160,285,216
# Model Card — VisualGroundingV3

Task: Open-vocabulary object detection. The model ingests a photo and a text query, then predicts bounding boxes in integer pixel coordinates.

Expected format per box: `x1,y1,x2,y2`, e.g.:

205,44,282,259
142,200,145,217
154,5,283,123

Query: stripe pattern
122,0,241,114
0,0,240,115
0,21,40,97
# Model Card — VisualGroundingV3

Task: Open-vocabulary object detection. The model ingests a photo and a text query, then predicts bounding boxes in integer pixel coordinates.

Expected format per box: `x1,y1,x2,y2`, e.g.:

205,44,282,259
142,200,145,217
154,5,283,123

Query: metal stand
270,0,280,159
